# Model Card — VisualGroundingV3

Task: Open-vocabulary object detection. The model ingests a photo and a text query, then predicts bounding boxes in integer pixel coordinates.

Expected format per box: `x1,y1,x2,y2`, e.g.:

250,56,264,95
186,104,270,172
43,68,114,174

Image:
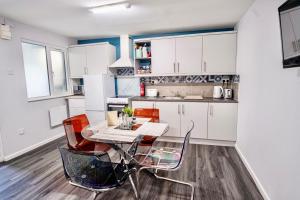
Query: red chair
133,108,160,145
63,114,111,152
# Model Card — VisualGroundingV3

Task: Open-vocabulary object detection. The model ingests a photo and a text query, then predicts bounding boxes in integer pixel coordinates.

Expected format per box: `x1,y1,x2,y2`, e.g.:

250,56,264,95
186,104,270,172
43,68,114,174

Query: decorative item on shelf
135,45,142,58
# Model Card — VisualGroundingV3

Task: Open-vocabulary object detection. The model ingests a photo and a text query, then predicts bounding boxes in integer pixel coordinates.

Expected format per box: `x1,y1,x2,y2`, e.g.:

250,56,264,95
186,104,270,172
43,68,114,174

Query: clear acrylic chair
59,147,139,200
135,121,195,200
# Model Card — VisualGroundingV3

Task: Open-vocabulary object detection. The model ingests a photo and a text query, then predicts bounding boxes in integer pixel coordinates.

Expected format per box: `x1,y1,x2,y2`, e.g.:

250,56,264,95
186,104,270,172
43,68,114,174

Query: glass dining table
81,117,169,164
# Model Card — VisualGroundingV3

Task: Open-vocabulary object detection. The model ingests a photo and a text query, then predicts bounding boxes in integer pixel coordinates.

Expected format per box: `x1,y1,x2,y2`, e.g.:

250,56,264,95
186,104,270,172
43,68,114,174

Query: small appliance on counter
146,89,158,97
213,86,224,99
224,89,233,99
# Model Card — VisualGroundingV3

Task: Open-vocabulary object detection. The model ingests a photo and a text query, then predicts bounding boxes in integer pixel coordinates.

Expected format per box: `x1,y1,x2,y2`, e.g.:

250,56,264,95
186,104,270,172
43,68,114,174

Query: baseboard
4,133,65,161
235,145,270,200
158,136,236,146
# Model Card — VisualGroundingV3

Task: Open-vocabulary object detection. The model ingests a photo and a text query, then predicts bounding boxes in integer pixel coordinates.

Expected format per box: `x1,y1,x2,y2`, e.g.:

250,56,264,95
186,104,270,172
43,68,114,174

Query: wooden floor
0,138,263,200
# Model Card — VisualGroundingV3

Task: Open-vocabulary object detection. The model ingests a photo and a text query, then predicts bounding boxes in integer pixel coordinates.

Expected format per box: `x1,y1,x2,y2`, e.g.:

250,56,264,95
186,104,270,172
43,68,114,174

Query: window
21,41,69,100
50,50,68,95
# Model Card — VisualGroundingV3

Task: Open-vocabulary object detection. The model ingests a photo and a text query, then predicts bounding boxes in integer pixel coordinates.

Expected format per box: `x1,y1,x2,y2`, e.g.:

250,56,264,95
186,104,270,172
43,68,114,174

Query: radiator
49,105,67,127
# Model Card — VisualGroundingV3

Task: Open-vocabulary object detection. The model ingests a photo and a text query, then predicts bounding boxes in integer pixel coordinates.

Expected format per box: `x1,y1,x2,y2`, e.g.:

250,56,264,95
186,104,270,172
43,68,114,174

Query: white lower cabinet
131,101,155,109
131,100,237,141
67,98,86,117
155,102,181,137
207,103,238,141
180,102,208,138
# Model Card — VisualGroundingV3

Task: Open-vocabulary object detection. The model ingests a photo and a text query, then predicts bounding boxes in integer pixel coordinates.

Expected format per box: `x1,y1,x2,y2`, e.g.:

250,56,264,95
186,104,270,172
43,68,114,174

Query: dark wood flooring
0,138,263,200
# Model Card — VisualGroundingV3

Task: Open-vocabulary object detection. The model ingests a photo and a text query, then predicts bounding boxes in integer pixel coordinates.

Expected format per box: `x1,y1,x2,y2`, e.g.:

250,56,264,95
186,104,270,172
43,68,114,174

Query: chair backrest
175,121,194,169
59,148,127,190
63,114,90,150
134,108,159,122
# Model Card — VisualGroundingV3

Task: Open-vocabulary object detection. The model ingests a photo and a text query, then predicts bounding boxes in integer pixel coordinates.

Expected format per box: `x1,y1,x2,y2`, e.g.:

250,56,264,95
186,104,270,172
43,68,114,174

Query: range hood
110,35,134,68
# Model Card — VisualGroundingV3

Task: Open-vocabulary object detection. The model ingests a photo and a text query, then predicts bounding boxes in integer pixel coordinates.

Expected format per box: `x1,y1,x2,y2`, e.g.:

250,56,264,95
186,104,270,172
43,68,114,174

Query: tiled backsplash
140,75,239,84
116,68,240,99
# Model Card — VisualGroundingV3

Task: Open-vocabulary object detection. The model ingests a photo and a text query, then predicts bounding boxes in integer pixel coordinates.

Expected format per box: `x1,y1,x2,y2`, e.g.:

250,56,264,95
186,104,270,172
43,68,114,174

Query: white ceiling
0,0,254,39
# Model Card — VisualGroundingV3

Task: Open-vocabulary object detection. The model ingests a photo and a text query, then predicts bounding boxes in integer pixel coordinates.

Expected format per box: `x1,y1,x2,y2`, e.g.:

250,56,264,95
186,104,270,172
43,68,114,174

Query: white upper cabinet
149,32,237,76
69,46,86,78
202,33,237,74
151,38,176,75
207,103,237,141
180,102,208,138
175,36,203,75
68,43,116,78
86,45,108,74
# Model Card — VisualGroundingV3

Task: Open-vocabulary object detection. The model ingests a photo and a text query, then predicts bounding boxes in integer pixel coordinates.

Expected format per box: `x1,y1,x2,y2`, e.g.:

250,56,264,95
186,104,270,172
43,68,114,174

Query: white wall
236,0,300,199
0,17,75,159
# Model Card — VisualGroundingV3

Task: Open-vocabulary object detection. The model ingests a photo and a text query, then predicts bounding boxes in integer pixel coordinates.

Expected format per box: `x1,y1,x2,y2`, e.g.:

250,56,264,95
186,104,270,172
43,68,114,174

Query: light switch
17,128,25,135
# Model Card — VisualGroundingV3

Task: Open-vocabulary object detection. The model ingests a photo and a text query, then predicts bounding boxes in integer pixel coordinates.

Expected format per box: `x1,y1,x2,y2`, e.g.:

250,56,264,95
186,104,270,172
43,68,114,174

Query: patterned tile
139,75,239,85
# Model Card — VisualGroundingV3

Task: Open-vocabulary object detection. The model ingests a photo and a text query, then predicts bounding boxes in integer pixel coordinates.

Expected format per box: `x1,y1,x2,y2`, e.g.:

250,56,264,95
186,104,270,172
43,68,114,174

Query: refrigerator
84,74,115,125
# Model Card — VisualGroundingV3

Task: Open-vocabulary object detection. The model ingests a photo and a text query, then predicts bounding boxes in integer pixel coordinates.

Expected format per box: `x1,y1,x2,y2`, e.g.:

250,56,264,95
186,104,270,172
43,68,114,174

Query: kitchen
0,0,299,199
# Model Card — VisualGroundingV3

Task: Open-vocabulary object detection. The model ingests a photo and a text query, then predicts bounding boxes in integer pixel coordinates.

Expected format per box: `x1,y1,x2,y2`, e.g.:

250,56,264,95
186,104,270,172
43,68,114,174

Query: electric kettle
213,86,224,98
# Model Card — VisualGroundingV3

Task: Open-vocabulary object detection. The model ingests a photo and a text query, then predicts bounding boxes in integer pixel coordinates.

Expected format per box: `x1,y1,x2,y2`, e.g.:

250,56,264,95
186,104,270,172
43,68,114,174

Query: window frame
21,39,71,102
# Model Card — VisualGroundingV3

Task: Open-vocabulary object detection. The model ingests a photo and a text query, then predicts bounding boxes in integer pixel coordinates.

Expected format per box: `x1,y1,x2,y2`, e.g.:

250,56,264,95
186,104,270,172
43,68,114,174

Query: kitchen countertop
65,95,85,99
130,96,238,103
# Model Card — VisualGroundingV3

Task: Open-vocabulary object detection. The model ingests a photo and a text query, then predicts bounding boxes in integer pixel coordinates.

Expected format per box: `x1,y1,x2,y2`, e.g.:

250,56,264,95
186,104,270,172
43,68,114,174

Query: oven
107,103,128,116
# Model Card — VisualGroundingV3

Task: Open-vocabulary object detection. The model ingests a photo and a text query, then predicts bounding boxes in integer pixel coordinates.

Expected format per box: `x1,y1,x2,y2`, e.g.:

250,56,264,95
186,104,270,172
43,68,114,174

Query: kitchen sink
162,96,183,100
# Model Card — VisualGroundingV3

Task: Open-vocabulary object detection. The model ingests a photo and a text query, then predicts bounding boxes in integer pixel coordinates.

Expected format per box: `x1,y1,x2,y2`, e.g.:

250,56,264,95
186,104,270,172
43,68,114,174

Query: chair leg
129,174,140,200
92,191,100,200
154,172,194,200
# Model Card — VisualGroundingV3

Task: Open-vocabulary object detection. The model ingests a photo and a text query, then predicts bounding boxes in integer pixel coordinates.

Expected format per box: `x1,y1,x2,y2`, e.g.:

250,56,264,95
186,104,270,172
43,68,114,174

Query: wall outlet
17,128,25,135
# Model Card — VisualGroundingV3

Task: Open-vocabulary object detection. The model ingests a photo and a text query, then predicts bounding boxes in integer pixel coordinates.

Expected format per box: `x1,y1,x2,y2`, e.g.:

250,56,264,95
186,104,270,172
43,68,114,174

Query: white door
175,36,203,74
181,102,208,138
151,38,176,75
86,44,108,75
132,101,155,109
68,46,86,78
207,103,237,141
86,111,106,126
84,75,105,111
289,8,300,55
155,102,181,137
280,13,298,59
202,33,237,74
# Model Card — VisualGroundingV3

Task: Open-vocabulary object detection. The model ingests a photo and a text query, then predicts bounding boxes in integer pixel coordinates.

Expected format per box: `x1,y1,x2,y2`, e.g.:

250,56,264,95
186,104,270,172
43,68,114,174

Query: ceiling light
89,2,131,14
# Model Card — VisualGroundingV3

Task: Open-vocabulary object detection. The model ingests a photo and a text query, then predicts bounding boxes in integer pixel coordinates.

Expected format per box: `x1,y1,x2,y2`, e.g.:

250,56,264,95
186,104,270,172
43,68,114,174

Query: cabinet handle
210,105,214,116
292,41,297,52
178,104,181,115
152,103,155,109
173,62,176,73
203,61,207,72
177,62,180,73
182,104,185,115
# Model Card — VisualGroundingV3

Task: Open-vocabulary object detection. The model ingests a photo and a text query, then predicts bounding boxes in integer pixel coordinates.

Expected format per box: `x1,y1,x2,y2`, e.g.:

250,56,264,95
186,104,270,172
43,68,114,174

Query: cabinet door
68,47,86,78
208,103,237,141
202,33,237,74
151,38,176,75
280,13,298,59
181,102,208,138
155,102,181,137
86,44,108,74
289,8,300,54
176,36,203,74
132,101,155,109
